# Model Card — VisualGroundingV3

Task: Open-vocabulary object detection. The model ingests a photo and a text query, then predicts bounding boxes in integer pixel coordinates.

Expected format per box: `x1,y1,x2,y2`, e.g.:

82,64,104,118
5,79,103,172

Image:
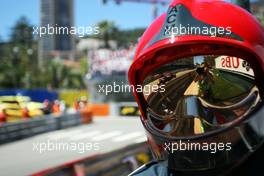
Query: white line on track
69,131,102,141
45,129,84,140
112,132,144,142
134,136,147,143
91,131,122,142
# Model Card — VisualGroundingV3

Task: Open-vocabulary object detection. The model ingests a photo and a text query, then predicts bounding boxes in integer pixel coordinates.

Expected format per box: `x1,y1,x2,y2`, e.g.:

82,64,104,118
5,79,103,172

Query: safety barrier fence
0,112,92,144
32,142,152,176
88,102,139,117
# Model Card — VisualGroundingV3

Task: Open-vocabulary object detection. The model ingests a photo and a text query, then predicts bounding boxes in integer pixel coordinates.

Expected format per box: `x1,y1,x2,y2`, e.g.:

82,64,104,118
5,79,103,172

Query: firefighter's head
128,0,264,174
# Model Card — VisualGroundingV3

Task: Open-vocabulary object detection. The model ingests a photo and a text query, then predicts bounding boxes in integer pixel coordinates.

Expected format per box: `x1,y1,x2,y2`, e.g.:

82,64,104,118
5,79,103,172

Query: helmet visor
142,55,262,138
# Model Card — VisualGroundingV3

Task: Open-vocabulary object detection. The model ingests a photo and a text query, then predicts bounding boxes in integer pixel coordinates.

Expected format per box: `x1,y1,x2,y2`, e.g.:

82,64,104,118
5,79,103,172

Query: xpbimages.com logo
164,141,232,154
164,24,232,38
33,24,100,37
33,140,100,154
97,82,166,96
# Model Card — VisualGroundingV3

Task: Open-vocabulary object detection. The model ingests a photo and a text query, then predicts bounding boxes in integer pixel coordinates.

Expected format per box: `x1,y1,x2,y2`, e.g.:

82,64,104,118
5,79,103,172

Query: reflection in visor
143,56,262,137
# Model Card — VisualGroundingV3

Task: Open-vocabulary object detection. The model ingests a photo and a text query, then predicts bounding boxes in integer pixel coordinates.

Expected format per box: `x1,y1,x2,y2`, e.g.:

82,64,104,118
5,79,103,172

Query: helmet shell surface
129,0,264,89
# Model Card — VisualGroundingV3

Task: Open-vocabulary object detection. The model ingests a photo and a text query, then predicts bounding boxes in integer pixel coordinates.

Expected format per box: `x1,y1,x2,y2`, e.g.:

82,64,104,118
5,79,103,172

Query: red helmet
129,0,264,174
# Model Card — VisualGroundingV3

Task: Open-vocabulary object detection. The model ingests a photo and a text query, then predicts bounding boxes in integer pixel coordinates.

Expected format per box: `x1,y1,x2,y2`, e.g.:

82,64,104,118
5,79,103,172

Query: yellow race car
0,96,44,123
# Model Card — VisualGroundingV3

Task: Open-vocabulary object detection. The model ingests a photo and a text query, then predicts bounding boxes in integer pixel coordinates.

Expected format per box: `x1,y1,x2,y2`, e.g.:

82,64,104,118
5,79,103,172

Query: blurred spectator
60,100,66,113
43,99,52,114
52,100,61,114
73,99,80,111
73,96,88,112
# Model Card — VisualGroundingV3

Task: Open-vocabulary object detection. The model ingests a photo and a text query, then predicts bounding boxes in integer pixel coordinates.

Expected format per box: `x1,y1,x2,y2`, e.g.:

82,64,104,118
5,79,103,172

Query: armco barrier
87,104,110,116
86,102,139,117
0,112,91,144
31,142,152,176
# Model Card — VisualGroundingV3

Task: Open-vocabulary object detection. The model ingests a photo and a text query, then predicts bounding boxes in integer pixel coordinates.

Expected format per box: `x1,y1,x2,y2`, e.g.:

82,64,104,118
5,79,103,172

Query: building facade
39,0,75,66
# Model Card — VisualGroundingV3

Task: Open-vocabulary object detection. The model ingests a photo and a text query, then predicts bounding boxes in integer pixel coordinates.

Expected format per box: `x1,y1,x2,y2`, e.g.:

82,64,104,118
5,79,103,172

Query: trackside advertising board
215,56,254,76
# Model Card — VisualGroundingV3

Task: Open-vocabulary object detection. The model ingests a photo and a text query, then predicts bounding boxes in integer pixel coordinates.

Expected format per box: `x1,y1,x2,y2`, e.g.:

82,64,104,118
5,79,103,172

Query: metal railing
0,113,84,144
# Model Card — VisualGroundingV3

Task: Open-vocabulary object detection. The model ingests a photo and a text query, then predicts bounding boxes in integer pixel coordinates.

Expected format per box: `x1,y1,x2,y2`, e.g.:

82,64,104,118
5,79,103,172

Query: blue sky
0,0,167,41
0,0,258,41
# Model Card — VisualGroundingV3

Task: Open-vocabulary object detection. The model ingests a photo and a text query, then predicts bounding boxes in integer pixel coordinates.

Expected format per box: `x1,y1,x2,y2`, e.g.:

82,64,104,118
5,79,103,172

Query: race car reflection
143,55,262,137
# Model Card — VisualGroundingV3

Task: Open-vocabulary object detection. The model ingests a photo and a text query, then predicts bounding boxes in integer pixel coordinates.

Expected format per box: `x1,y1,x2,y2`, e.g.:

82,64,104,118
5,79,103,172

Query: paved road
0,117,146,176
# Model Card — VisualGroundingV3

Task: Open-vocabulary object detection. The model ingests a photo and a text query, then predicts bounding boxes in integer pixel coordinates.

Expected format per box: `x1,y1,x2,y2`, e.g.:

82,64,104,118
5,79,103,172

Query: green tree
231,0,251,12
0,16,38,89
0,16,86,90
80,57,88,75
113,28,145,48
43,58,85,89
261,17,264,26
11,16,34,48
97,21,118,48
